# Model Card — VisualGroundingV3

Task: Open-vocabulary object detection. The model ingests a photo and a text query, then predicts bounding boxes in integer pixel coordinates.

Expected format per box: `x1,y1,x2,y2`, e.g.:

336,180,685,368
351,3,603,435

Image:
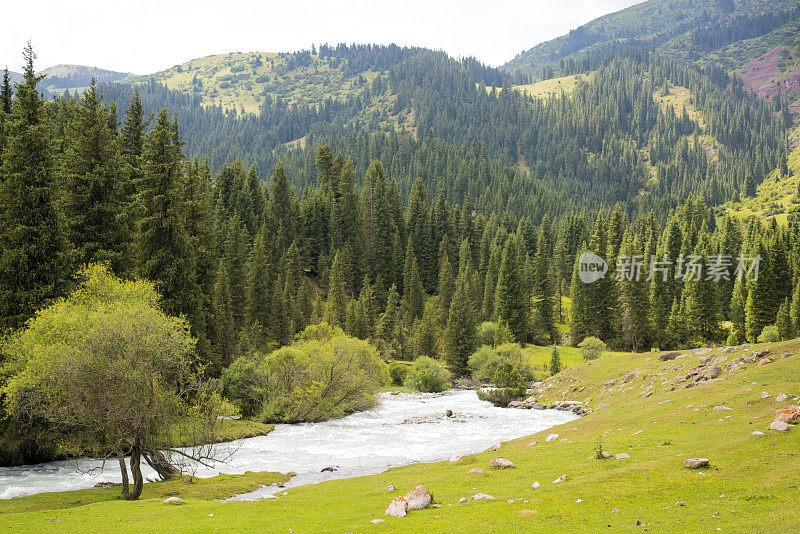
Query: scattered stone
508,401,524,408
706,367,722,379
605,379,616,387
163,497,184,505
635,519,643,526
721,347,734,354
470,493,496,500
531,482,541,489
575,499,583,503
385,485,397,492
370,519,385,524
403,485,432,511
601,451,613,459
752,431,766,436
683,458,709,469
467,468,484,475
770,421,790,431
385,496,408,518
321,466,338,472
612,508,619,514
774,405,800,424
491,443,502,451
782,352,794,359
714,406,733,411
445,410,453,417
518,510,538,516
93,482,121,488
659,351,680,361
623,370,640,383
776,394,788,402
458,497,468,503
489,457,516,469
759,358,774,366
553,474,568,484
432,504,443,508
699,355,713,366
754,349,770,359
675,501,686,507
546,433,560,442
615,453,631,459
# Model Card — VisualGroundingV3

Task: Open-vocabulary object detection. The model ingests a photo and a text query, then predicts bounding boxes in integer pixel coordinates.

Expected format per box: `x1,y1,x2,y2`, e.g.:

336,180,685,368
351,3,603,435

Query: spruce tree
325,250,349,328
549,346,562,375
401,238,425,325
533,217,556,342
495,235,528,342
443,244,477,378
377,284,400,342
62,80,128,273
0,44,73,330
776,297,791,341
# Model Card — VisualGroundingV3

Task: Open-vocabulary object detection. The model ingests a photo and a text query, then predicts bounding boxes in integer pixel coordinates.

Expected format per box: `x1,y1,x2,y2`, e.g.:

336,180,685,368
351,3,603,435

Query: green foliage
476,321,497,347
476,386,527,407
468,343,532,384
549,345,563,375
388,363,410,387
578,336,606,360
403,356,451,393
757,325,780,344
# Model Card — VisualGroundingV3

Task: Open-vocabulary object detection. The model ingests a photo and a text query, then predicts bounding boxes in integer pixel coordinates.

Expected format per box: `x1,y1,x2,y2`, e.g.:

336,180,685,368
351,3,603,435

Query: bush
549,346,562,375
388,363,410,386
476,322,497,347
477,387,526,407
256,333,387,423
404,356,451,393
219,354,268,418
578,336,606,360
468,343,532,383
757,325,780,343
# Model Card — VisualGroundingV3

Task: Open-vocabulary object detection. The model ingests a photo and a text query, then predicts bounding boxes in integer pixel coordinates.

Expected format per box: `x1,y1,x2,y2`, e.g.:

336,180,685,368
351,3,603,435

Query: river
0,390,577,500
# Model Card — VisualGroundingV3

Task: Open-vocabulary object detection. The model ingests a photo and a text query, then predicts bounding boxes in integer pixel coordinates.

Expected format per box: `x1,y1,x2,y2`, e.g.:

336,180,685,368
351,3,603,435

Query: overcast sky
2,0,645,74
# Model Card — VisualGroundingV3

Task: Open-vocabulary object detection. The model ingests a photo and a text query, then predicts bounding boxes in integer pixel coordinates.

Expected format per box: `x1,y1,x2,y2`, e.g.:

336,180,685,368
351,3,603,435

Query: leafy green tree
0,44,73,331
578,336,606,360
404,356,451,392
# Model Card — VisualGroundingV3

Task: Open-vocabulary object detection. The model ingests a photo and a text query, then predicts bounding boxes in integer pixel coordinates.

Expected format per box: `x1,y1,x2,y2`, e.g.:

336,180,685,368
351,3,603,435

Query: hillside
2,339,799,532
503,0,800,78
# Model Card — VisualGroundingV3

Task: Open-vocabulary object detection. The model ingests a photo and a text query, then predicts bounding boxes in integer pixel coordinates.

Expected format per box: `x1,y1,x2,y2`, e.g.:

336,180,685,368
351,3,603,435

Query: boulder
445,410,453,417
467,468,484,475
699,355,713,366
659,351,680,361
721,347,734,354
601,451,613,459
163,497,184,505
545,433,560,442
531,482,541,489
775,394,788,402
759,358,773,366
385,485,397,492
508,401,524,408
770,421,790,431
683,458,709,469
552,474,568,483
403,485,431,511
752,431,766,436
774,405,800,424
489,457,516,469
531,403,547,410
458,497,468,503
321,466,338,472
615,453,631,459
371,519,386,524
470,493,496,500
713,406,732,411
604,379,616,387
623,370,640,383
754,349,770,359
385,496,408,517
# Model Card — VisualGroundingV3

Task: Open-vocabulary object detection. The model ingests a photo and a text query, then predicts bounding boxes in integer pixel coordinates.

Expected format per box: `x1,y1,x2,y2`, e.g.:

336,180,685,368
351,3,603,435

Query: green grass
3,339,800,532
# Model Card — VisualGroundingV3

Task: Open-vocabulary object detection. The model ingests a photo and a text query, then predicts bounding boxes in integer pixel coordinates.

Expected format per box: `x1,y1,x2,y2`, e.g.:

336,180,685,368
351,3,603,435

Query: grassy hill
3,338,799,532
142,51,382,115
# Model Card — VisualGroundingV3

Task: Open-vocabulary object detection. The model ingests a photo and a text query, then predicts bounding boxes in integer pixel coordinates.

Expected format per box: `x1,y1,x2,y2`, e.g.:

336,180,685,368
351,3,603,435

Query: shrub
492,361,528,389
256,333,387,423
476,322,497,347
219,354,269,418
388,363,410,386
404,356,451,393
477,387,526,407
578,336,606,360
757,325,780,343
468,343,532,383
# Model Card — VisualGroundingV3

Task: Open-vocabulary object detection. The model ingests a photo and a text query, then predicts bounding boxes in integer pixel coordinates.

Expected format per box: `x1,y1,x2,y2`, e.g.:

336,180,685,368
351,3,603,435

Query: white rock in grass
546,434,560,442
470,493,496,501
403,485,431,511
553,474,568,483
614,453,630,459
683,458,709,469
163,497,184,505
531,482,541,489
370,519,385,524
752,431,766,436
385,497,408,518
770,421,790,431
489,457,516,469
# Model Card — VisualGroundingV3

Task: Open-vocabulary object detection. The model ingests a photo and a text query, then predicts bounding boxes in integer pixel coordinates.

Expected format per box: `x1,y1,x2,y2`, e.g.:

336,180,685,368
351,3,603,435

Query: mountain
37,64,133,93
503,0,800,79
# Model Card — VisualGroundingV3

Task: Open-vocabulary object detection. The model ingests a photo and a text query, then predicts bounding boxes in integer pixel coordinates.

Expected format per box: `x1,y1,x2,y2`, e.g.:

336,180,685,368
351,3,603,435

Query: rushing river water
0,390,578,500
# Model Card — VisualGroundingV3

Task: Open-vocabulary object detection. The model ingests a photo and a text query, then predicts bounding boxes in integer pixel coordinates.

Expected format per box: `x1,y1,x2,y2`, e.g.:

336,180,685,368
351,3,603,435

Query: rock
321,466,338,472
508,401,524,408
601,451,613,459
683,458,709,469
699,356,713,366
261,494,278,500
675,501,686,507
470,493,495,500
531,481,541,489
458,497,468,503
385,496,408,518
597,402,608,409
432,504,443,508
721,347,734,354
403,485,431,511
752,431,766,436
604,379,616,387
612,508,619,514
635,519,643,526
706,367,722,379
623,370,640,383
385,485,397,492
759,358,773,366
489,457,516,469
467,468,484,474
615,453,631,459
770,421,790,431
714,406,733,411
445,409,453,417
659,351,680,361
370,519,385,524
774,405,800,424
163,497,184,505
552,474,568,484
575,498,583,503
491,443,502,451
782,352,794,359
546,433,560,442
532,403,547,410
754,348,770,359
776,394,788,402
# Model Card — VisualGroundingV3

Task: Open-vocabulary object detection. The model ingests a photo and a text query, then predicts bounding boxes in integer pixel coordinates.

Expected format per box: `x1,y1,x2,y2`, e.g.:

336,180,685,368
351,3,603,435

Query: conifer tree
776,297,791,341
533,217,556,342
62,81,128,273
246,223,274,349
325,250,349,328
495,235,528,342
377,284,400,341
745,241,773,342
437,253,456,323
683,232,719,342
401,238,425,325
444,242,477,378
549,345,562,375
0,44,73,330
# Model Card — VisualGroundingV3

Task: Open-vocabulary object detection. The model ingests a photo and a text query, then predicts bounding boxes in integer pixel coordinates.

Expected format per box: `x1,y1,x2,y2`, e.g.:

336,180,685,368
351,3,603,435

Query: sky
2,0,645,74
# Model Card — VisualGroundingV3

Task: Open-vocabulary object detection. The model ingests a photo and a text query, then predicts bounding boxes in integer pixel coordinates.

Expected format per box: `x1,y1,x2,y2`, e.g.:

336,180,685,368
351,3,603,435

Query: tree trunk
143,449,180,480
117,448,129,497
126,440,143,500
